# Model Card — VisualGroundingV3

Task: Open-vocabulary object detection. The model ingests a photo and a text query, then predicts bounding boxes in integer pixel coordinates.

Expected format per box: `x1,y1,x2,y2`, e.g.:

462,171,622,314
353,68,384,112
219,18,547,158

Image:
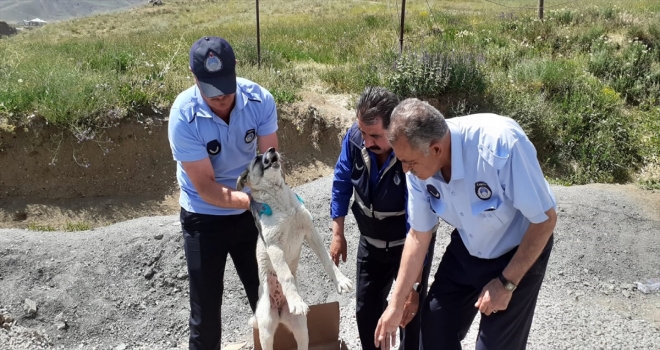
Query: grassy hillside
0,0,659,186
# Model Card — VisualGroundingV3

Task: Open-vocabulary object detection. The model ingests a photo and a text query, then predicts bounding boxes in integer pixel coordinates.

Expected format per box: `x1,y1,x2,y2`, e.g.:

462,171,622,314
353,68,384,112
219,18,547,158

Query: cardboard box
253,301,349,350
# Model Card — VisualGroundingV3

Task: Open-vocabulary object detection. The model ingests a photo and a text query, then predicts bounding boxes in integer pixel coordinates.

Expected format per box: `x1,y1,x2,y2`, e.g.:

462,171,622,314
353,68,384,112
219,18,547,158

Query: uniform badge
204,52,223,72
355,159,365,171
393,173,401,185
206,140,221,155
475,181,492,200
244,129,256,143
426,184,440,199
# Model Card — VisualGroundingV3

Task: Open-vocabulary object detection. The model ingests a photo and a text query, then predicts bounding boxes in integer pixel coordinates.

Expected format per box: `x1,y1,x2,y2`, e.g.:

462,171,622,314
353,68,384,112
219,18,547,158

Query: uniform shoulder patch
206,140,221,155
393,172,401,185
427,184,441,199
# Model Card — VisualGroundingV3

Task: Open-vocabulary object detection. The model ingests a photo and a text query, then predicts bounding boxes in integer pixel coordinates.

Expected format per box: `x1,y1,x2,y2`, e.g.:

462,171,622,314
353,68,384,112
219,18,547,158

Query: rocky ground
1,177,659,350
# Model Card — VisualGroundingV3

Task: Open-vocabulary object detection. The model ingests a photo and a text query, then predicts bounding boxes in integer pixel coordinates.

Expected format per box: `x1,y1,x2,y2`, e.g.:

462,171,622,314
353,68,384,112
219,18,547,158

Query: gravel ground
1,176,659,350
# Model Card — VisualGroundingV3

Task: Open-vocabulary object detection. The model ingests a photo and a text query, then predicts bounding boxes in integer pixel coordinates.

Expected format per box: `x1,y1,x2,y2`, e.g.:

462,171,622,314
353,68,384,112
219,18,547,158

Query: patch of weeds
588,38,660,107
271,89,300,104
576,26,607,52
64,221,92,232
386,50,451,98
551,76,643,184
638,179,660,190
509,58,581,100
320,63,383,94
555,9,577,26
27,223,57,232
445,50,487,96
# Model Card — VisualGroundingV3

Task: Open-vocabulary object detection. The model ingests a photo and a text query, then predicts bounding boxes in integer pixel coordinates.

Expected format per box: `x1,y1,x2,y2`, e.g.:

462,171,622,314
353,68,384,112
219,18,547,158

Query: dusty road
1,176,659,350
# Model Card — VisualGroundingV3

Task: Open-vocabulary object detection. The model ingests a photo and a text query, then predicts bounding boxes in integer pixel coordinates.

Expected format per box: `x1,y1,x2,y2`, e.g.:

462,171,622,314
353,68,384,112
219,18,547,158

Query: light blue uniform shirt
406,113,557,259
167,77,278,216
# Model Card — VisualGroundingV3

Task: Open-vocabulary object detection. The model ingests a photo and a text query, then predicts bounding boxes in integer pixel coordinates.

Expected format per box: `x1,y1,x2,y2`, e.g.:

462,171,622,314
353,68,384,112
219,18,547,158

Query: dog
236,147,354,350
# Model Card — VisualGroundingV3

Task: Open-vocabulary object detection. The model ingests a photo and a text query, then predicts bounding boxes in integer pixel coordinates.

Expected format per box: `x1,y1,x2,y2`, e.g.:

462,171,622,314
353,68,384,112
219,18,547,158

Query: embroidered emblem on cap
426,184,440,199
393,173,401,186
204,52,223,72
475,181,492,200
244,129,256,143
206,140,221,155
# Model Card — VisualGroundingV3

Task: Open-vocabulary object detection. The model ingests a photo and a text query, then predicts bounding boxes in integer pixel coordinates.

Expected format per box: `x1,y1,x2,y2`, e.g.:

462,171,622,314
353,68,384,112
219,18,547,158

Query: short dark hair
356,86,400,129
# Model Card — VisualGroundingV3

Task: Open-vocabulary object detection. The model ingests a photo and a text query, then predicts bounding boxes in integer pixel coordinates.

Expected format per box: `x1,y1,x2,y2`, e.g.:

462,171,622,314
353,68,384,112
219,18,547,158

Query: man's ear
429,139,442,156
236,168,249,191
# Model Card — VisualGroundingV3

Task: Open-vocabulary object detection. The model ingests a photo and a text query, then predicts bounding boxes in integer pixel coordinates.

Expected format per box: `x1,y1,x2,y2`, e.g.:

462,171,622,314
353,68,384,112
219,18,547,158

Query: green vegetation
27,221,92,232
27,223,57,232
1,0,659,185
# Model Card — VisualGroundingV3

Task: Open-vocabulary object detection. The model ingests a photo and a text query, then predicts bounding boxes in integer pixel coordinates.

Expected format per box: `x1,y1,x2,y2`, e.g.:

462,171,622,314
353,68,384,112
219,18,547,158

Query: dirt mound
0,21,18,37
0,92,354,230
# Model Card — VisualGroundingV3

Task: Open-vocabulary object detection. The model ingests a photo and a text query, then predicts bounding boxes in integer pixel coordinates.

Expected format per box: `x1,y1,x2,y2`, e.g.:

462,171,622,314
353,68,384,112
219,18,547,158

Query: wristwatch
412,282,422,293
498,273,517,292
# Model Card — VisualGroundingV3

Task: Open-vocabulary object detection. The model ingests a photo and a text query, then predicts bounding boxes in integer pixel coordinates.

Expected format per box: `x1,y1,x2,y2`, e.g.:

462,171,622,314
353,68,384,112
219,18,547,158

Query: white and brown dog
237,147,353,350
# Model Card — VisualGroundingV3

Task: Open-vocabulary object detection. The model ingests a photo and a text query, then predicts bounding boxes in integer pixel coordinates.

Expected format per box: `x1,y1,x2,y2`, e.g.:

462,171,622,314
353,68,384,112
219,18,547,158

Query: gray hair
387,98,449,154
356,86,400,129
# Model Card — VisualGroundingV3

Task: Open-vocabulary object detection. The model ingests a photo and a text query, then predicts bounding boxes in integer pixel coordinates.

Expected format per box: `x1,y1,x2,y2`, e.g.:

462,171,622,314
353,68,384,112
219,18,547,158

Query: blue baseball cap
189,36,237,97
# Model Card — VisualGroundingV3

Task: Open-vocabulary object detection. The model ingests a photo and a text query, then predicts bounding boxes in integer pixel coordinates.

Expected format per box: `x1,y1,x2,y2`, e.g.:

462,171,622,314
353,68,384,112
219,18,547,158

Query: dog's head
236,147,285,192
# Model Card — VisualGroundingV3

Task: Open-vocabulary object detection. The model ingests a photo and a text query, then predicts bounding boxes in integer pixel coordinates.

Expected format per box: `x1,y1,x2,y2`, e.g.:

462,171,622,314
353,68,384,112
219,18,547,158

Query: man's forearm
414,263,424,284
391,229,432,307
502,208,557,285
199,182,251,210
332,216,346,237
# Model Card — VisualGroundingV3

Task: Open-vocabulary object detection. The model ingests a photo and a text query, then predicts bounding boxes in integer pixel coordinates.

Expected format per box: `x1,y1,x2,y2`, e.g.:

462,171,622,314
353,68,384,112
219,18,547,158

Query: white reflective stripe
361,147,371,178
353,191,405,220
373,209,406,220
378,155,398,185
364,236,407,248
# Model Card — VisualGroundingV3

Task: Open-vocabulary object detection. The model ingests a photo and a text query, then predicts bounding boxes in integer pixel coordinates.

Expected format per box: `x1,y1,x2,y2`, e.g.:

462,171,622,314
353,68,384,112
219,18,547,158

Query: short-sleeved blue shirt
406,113,557,259
168,77,278,216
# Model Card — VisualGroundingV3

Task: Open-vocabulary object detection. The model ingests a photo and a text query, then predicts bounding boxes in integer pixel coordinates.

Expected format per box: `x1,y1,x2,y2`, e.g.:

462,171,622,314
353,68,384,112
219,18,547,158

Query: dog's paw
287,297,309,315
335,274,354,294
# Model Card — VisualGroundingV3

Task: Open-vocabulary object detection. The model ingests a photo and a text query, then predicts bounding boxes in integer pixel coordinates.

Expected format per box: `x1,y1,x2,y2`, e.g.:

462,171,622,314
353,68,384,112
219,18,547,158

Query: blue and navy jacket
330,123,409,242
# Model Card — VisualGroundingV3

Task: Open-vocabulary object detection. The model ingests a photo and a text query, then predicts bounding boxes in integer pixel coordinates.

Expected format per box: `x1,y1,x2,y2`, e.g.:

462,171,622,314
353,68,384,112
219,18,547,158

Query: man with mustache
330,86,436,350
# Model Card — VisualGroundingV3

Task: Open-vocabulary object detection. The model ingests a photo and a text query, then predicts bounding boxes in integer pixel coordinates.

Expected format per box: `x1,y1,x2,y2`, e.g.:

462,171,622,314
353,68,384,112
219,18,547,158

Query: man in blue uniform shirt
330,87,436,350
374,98,557,350
168,36,279,350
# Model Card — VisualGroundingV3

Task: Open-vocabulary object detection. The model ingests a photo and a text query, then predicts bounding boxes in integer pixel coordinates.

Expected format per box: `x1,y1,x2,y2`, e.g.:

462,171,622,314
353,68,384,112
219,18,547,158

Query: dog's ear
236,168,249,191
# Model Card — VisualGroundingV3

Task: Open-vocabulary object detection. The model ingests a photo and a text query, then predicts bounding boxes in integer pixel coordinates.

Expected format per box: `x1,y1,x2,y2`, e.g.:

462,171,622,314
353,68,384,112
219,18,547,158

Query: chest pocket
470,196,514,231
428,195,447,216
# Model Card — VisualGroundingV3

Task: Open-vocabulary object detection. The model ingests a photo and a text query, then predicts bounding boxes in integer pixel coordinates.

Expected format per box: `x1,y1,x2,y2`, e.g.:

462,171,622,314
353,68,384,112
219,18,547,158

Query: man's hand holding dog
247,193,265,216
330,217,348,266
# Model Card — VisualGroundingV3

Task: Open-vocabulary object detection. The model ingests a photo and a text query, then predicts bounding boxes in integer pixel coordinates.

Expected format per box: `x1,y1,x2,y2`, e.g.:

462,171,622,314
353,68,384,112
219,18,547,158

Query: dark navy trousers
356,233,436,350
421,229,553,350
180,208,260,350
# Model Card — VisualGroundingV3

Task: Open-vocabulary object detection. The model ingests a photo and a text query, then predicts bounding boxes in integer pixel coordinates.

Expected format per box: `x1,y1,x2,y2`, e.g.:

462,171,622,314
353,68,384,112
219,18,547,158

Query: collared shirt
167,77,278,216
331,128,410,231
407,113,557,259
